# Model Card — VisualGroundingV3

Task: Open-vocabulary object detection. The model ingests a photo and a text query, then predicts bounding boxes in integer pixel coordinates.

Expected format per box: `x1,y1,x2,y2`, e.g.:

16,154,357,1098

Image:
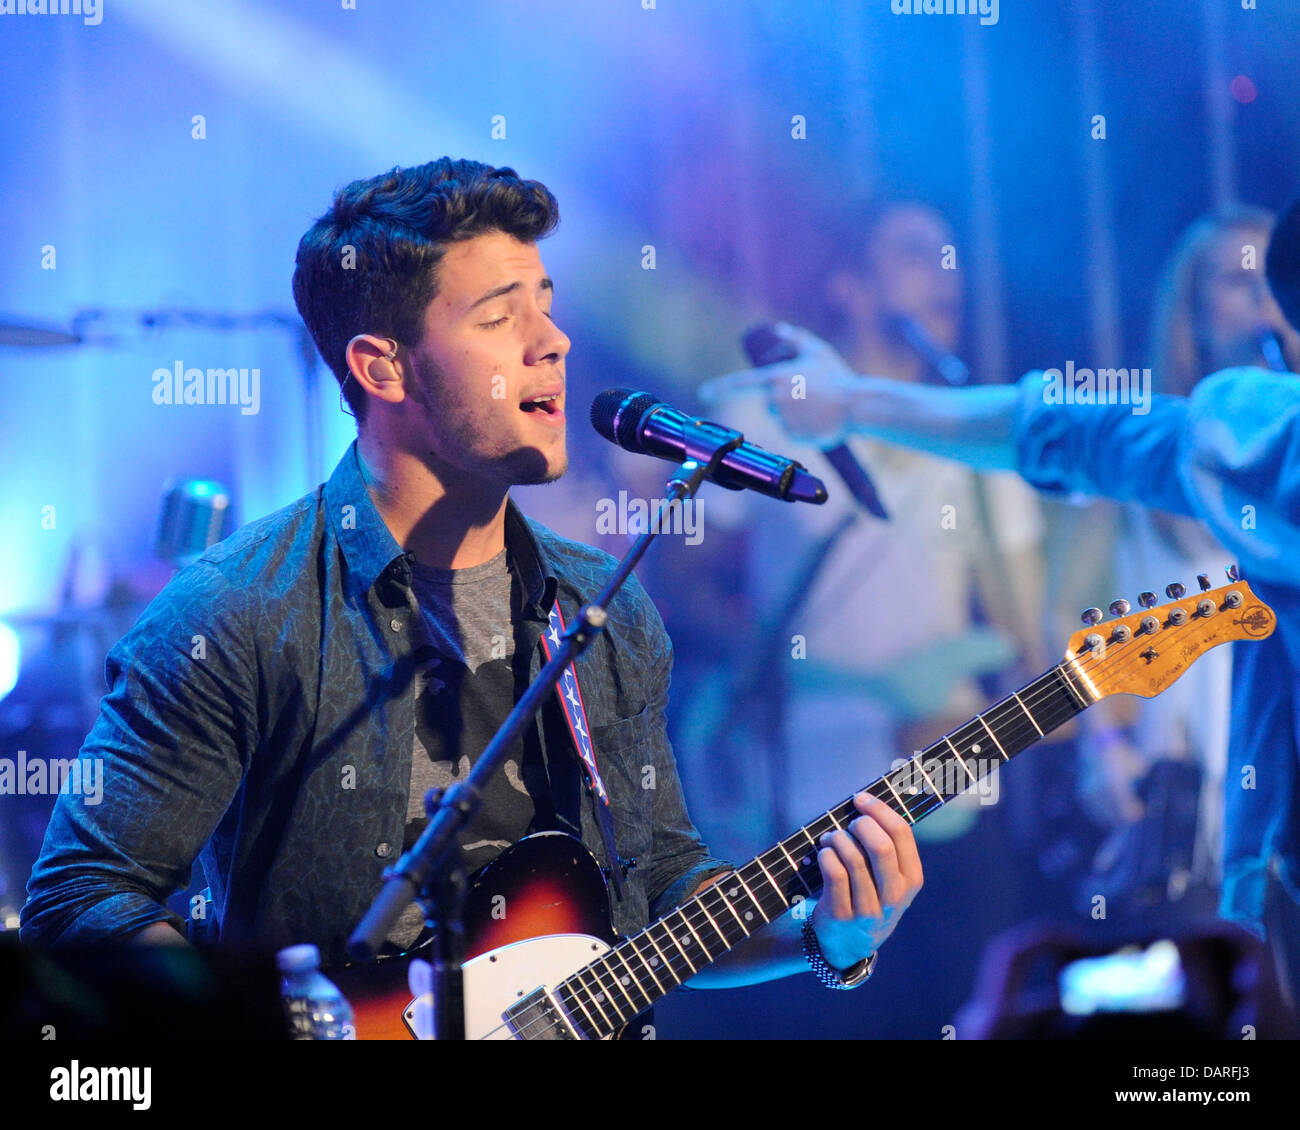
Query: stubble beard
515,448,569,486
407,351,569,487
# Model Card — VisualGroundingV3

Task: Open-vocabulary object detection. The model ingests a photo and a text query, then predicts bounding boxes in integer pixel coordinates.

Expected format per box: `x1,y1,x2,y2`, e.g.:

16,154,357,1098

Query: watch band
801,916,877,989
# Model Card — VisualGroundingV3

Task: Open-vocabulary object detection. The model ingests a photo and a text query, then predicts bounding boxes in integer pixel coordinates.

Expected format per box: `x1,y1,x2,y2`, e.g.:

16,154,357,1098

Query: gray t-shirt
388,548,541,950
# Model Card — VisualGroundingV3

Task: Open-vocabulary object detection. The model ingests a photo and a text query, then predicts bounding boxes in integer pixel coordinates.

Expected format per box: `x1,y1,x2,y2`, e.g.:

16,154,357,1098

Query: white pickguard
405,933,613,1040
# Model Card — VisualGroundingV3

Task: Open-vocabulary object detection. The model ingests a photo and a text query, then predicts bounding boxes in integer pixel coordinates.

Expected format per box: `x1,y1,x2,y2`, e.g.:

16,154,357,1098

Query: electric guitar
335,577,1277,1039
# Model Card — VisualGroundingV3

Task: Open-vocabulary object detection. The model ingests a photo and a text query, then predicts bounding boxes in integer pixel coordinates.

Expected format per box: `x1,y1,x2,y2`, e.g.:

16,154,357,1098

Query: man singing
21,158,922,1014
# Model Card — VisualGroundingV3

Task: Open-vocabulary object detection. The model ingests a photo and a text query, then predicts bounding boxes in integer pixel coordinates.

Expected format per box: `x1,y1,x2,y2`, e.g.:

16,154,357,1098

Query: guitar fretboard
538,660,1090,1039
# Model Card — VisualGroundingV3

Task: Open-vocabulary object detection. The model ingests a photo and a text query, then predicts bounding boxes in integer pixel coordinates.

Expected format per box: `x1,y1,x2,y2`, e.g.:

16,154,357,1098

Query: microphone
887,312,970,386
590,388,828,504
741,324,888,519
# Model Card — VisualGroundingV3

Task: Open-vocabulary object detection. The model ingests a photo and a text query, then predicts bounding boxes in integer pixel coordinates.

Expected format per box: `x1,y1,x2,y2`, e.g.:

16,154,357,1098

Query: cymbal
0,321,83,347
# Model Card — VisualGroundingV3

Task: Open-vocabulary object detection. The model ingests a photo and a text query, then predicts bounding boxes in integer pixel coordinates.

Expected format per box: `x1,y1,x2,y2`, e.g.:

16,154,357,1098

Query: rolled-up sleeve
20,562,255,946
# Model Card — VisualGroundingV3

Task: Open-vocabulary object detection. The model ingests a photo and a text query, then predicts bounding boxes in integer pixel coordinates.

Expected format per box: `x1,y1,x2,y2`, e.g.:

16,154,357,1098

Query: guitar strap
540,600,627,900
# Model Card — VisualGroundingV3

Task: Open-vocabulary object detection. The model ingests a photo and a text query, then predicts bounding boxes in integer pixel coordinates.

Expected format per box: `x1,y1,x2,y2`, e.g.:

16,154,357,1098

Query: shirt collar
503,497,556,620
324,440,408,597
324,439,556,615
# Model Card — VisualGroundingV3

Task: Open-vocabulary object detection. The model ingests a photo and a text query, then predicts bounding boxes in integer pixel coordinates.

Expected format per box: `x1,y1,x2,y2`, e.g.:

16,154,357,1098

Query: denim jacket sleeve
1013,370,1197,516
20,561,256,946
630,577,733,918
1178,367,1300,587
1013,366,1300,587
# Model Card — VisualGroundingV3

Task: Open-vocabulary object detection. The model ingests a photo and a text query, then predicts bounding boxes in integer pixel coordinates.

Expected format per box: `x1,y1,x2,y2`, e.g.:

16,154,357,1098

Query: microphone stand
347,419,746,1039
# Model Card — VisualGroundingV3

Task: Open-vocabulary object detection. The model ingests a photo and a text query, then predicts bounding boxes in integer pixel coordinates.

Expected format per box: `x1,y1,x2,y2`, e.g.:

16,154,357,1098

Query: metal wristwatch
801,916,877,989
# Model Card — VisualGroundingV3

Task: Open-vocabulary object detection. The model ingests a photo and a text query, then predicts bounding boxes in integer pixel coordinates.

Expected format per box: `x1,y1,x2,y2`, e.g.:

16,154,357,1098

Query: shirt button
375,842,392,858
389,618,402,632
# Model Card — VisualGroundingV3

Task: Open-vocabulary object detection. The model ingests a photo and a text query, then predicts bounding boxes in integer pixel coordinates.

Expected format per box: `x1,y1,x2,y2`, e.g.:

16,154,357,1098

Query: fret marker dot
595,993,605,1003
649,956,659,967
744,911,753,921
680,935,690,946
621,976,630,986
971,743,981,754
728,888,739,898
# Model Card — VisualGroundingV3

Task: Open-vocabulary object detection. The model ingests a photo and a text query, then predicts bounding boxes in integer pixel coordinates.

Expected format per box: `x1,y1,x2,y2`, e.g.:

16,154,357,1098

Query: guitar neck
549,661,1091,1038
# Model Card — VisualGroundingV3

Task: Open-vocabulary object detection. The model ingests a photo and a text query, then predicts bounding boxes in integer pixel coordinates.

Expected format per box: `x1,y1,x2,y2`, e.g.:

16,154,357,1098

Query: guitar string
547,632,1165,1004
488,596,1246,1039
503,627,1230,1040
499,603,1242,1039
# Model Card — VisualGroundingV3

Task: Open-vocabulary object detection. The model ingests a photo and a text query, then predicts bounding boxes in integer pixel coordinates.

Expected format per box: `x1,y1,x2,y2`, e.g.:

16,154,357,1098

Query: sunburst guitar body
337,831,623,1039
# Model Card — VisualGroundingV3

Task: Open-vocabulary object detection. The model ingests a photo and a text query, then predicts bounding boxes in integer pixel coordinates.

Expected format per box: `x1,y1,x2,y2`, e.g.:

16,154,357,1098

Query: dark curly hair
292,157,560,424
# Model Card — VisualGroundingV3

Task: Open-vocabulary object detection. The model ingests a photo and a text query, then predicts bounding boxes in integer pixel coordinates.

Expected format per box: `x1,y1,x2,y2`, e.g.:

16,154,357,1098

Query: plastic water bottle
277,944,356,1040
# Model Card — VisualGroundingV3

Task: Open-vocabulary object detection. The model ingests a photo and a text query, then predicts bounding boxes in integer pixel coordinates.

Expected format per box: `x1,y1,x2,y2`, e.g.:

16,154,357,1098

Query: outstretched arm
748,323,1203,518
742,322,1021,472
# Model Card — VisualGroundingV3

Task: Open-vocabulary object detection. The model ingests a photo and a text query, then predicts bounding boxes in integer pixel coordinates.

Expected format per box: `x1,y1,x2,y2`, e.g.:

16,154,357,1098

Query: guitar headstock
1064,573,1275,701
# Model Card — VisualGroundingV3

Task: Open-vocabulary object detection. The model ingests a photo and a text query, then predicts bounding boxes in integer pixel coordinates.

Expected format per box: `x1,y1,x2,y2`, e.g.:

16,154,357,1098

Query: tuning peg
1081,607,1104,626
1165,582,1186,599
1226,564,1240,582
1138,591,1157,609
1109,598,1131,617
1197,573,1211,592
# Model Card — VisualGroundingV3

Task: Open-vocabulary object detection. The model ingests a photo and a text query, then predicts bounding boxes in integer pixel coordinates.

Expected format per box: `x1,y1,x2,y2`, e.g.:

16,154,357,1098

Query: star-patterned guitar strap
539,599,627,900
